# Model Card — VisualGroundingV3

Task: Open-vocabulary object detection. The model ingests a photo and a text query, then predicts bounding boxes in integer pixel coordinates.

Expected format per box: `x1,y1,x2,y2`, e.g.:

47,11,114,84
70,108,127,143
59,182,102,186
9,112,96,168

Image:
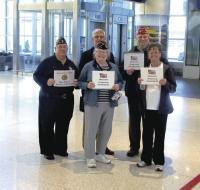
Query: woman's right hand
87,82,95,89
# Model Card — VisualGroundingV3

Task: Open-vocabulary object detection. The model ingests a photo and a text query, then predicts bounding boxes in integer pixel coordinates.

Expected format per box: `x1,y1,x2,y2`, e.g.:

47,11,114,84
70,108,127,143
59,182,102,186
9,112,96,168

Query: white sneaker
155,165,163,172
87,159,96,168
95,154,111,164
136,161,150,168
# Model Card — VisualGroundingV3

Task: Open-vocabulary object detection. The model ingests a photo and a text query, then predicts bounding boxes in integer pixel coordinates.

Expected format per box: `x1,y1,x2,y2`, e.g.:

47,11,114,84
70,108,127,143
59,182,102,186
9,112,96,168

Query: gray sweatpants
84,103,114,159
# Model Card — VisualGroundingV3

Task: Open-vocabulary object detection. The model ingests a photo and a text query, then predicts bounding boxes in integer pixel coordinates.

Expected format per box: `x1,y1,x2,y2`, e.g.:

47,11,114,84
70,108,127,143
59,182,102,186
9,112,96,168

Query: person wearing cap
33,37,79,160
79,28,115,156
78,41,123,168
120,27,169,157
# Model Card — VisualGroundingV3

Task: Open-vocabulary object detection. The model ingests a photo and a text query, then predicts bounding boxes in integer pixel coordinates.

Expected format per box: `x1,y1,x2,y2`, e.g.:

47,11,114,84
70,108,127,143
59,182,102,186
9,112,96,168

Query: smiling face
137,33,150,50
148,44,162,66
55,43,68,60
94,48,108,65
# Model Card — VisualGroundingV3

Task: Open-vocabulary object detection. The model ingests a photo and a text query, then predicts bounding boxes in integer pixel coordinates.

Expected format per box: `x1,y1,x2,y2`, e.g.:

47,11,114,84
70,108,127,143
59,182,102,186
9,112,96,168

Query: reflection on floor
0,72,200,190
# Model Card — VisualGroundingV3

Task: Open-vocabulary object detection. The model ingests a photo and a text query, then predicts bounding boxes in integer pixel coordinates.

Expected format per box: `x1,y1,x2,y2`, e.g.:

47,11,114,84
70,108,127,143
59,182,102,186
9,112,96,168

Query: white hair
92,28,105,38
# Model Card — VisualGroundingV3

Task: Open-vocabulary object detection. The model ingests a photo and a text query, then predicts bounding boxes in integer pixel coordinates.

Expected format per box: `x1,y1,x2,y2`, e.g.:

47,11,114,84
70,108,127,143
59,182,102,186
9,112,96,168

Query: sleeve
33,59,49,88
71,62,79,79
114,65,124,90
79,52,87,73
163,65,177,93
78,65,89,90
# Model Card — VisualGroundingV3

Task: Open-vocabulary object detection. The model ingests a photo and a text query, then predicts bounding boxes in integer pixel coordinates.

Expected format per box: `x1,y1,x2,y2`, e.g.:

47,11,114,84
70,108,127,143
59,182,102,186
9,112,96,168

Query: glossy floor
0,72,200,190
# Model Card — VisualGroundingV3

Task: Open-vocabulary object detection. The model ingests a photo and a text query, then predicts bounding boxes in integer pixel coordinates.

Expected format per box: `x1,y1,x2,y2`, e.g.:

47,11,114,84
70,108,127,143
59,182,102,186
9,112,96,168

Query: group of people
33,27,176,172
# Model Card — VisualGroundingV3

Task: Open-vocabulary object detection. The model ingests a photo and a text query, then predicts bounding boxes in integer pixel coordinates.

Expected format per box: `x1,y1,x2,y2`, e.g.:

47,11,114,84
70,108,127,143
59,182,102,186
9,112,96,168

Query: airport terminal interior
0,0,200,190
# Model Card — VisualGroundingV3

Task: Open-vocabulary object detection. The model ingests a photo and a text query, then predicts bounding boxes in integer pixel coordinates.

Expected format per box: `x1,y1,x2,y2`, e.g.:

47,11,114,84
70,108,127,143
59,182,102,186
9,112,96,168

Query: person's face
137,34,149,50
55,44,68,58
148,47,161,65
93,32,105,47
95,49,108,64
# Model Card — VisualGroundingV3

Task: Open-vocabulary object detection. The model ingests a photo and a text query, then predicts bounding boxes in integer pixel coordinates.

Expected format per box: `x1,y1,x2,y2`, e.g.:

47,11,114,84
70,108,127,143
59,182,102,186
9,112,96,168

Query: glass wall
19,11,42,72
168,0,187,61
0,0,13,52
48,10,73,59
19,0,43,2
0,1,6,51
127,17,133,51
0,0,189,73
185,0,200,66
0,0,13,71
48,0,73,2
7,0,13,52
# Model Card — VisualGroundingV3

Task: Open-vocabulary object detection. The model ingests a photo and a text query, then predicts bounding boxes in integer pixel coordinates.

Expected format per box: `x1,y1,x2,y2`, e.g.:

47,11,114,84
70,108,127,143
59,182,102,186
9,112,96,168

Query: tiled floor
0,72,200,190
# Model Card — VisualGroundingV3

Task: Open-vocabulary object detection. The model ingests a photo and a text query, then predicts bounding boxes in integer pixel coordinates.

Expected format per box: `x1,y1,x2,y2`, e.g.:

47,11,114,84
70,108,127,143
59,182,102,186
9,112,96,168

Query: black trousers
127,97,143,152
38,95,74,155
141,110,168,165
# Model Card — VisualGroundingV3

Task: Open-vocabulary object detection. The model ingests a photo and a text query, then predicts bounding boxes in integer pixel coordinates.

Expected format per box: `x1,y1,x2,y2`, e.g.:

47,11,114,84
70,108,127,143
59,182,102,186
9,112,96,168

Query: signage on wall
89,12,105,22
113,15,128,24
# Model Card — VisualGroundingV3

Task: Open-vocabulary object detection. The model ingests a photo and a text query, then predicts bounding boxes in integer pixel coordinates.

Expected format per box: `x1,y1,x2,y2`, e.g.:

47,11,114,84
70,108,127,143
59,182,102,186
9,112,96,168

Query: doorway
112,23,127,65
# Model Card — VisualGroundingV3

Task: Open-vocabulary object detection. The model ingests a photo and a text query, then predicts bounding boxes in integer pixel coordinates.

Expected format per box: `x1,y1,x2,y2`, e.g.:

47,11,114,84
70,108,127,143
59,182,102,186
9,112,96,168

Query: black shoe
54,152,68,157
105,147,114,156
127,150,139,157
44,154,55,160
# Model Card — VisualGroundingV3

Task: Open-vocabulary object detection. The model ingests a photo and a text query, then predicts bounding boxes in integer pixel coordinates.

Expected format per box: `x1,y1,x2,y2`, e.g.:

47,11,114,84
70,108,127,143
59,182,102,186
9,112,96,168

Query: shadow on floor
173,77,200,99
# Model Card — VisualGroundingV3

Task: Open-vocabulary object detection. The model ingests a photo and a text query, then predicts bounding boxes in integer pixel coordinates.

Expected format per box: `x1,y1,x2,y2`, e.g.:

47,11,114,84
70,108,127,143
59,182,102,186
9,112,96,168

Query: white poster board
92,71,115,89
124,52,144,70
54,70,74,87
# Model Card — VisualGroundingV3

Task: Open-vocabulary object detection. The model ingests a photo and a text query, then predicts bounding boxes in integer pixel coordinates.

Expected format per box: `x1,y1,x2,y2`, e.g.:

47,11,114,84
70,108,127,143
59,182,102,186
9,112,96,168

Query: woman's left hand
159,78,167,86
112,84,120,91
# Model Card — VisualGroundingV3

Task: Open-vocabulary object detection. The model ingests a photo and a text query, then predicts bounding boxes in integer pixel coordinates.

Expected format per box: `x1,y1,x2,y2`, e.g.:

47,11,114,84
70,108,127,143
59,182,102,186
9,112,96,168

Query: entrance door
49,11,73,59
112,23,127,65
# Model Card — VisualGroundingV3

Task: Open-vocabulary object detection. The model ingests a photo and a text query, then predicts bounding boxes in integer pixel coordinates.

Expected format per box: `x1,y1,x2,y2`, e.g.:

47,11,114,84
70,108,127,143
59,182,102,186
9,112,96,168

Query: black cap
96,41,108,50
56,37,67,45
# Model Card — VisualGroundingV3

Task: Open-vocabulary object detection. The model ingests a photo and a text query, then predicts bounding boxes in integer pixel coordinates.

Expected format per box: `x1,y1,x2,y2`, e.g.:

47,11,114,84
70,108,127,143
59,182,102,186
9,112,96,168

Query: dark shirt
79,47,115,72
33,54,79,97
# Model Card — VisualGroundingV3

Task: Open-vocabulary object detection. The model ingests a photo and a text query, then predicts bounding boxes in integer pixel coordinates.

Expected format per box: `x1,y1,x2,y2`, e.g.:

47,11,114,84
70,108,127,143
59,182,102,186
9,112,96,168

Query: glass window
48,0,73,2
64,18,73,55
19,0,43,2
7,1,13,18
123,1,133,9
49,10,73,57
168,39,185,61
19,11,42,72
0,36,5,51
7,36,13,52
0,0,5,51
170,0,187,15
169,16,186,38
127,17,133,51
168,0,187,62
82,0,99,2
19,12,42,54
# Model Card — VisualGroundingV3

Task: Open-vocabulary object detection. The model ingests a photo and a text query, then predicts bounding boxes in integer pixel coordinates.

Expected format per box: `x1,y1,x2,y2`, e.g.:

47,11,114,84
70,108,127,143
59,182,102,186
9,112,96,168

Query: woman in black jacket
136,43,176,171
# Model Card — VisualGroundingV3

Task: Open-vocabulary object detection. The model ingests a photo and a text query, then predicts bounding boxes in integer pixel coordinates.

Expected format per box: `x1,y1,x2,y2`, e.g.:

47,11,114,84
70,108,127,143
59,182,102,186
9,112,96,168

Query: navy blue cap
56,37,67,45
